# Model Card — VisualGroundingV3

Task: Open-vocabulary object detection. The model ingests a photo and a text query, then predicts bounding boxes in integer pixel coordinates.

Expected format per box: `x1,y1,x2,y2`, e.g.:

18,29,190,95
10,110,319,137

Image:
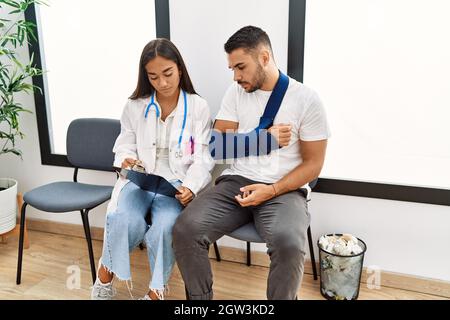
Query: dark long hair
129,38,196,99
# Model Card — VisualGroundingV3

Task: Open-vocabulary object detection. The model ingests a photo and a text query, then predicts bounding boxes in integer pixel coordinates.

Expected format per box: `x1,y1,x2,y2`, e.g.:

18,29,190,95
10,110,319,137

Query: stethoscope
144,90,188,158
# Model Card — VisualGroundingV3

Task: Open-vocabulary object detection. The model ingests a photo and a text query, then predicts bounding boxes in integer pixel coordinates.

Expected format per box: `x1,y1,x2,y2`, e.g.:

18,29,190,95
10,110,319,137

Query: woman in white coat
91,39,214,300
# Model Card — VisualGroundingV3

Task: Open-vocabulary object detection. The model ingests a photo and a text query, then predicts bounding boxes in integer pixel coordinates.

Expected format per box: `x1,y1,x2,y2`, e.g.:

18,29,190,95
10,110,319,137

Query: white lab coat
106,91,214,214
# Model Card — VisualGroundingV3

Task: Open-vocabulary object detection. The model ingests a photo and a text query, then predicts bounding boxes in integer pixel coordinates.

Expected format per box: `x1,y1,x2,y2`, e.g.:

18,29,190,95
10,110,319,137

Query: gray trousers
172,174,310,300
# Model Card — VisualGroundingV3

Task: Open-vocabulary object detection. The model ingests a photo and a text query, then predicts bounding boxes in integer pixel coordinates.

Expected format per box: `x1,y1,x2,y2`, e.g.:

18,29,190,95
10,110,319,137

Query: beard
239,63,266,93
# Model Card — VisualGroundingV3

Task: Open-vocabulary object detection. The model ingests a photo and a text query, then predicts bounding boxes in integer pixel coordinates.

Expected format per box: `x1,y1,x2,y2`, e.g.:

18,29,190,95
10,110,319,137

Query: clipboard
114,167,181,197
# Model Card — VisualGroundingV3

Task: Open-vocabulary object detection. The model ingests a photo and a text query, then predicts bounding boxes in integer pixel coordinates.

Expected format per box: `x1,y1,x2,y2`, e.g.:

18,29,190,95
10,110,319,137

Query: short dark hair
224,25,272,54
130,38,196,100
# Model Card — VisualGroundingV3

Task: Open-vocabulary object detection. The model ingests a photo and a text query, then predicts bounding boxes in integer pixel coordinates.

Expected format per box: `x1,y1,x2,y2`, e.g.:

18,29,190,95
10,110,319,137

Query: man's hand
175,186,194,206
235,184,276,207
268,124,292,147
121,158,137,169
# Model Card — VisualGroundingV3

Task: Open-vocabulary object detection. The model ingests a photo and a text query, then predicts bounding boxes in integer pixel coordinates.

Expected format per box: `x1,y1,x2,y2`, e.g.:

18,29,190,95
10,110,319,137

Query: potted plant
0,0,44,233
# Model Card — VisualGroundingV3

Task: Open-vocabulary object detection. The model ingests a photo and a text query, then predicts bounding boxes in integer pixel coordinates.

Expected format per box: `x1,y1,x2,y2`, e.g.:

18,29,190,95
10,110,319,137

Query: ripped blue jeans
100,180,183,290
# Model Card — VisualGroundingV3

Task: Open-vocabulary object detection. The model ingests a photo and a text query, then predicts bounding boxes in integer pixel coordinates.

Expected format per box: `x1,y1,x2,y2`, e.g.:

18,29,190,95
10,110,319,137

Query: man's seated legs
173,175,253,300
252,190,310,300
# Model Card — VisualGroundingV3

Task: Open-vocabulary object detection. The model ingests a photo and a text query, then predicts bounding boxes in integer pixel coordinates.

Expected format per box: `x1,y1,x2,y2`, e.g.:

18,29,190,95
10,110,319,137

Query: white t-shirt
215,77,331,187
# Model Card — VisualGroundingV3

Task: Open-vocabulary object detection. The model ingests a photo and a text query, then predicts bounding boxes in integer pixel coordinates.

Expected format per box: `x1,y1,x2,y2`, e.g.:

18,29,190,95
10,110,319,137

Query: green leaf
19,0,28,11
0,148,23,158
11,56,23,69
0,0,20,9
0,36,17,48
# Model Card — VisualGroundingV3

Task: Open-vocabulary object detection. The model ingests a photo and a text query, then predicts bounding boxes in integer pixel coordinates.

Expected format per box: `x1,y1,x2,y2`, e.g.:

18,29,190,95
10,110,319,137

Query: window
26,0,166,165
303,0,450,205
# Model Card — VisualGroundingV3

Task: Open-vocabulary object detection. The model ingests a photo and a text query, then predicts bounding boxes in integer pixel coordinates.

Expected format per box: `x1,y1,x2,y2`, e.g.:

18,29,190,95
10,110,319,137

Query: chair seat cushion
24,182,113,213
227,222,264,243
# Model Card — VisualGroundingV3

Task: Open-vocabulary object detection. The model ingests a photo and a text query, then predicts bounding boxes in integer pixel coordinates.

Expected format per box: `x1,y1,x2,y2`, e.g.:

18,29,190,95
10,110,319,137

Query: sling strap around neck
256,70,289,131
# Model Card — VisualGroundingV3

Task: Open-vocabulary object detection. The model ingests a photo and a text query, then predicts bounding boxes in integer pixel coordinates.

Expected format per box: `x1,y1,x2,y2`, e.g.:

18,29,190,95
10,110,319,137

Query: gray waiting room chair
212,179,319,280
16,118,120,285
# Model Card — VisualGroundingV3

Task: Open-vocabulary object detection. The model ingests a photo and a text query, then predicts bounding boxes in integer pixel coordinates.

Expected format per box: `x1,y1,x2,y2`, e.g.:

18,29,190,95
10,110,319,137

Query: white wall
1,4,449,283
169,0,289,117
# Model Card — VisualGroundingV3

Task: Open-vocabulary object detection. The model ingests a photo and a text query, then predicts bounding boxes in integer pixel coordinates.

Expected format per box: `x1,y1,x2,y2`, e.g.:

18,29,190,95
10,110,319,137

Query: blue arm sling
209,71,289,160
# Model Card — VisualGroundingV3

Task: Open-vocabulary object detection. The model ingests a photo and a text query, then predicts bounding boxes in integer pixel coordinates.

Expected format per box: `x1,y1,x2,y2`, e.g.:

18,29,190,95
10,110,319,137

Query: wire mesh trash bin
318,234,367,300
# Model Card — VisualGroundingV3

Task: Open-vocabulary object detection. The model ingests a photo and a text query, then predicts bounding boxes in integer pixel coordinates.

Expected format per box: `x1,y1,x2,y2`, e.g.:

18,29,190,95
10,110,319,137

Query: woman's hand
175,186,194,206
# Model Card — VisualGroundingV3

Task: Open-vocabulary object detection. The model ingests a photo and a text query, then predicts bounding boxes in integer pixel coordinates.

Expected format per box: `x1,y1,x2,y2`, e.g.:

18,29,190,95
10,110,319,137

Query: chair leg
16,202,28,285
307,225,318,280
80,210,96,284
246,241,251,266
213,242,221,262
17,193,29,249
